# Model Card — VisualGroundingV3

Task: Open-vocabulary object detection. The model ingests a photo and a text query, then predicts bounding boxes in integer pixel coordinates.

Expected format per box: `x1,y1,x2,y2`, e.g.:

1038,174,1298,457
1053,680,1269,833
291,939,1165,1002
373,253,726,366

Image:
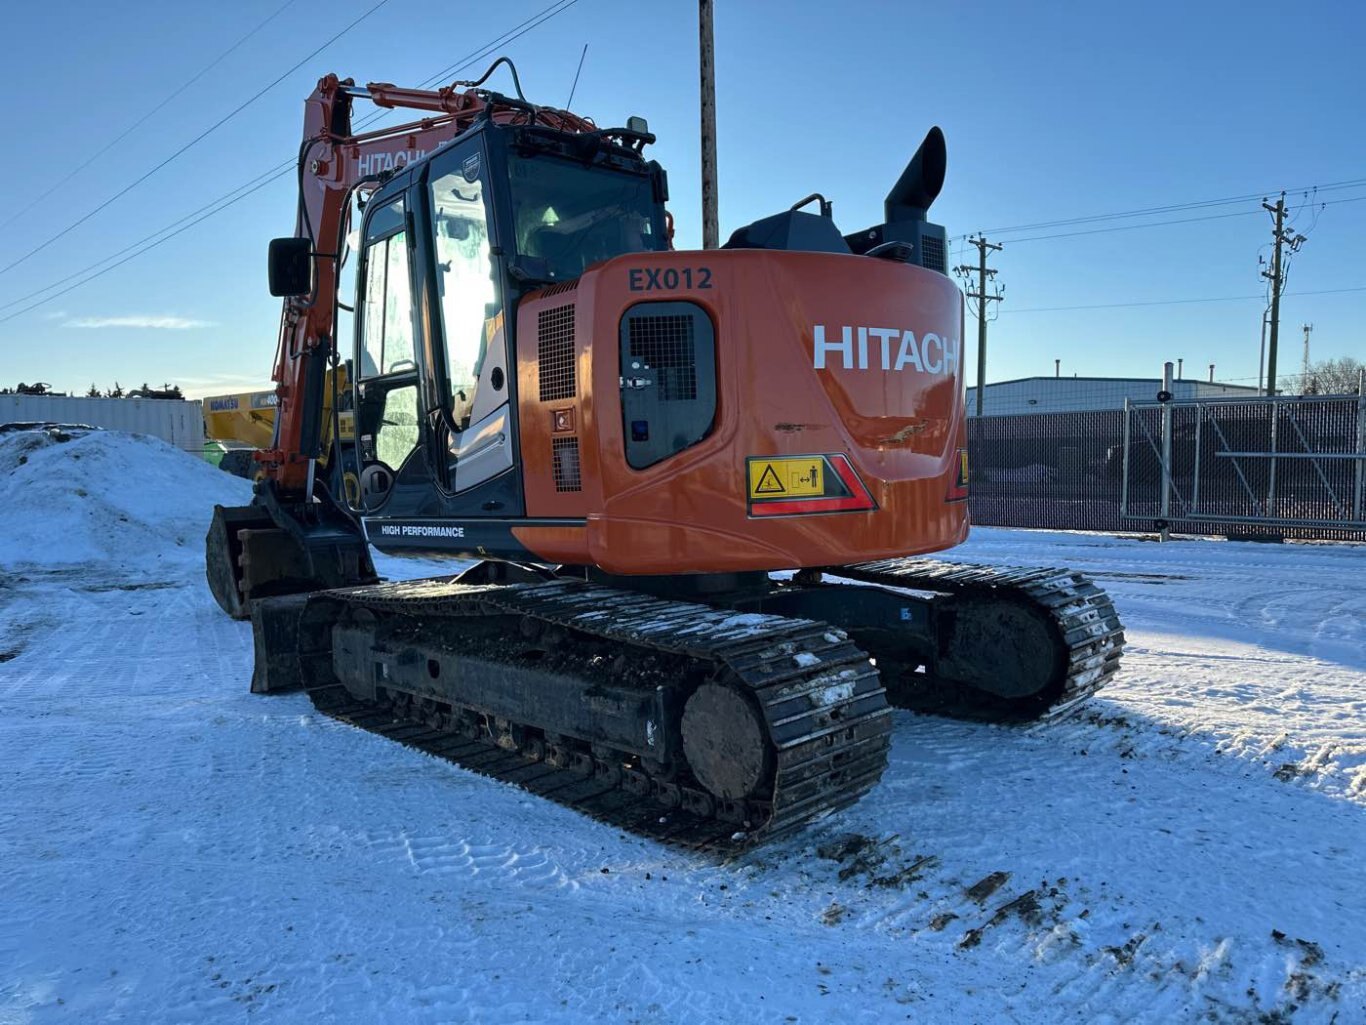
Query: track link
830,558,1125,721
295,578,893,852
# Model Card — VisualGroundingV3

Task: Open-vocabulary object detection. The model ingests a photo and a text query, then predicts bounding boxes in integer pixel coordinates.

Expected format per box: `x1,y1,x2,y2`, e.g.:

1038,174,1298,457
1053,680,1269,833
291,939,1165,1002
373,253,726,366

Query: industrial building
965,375,1259,416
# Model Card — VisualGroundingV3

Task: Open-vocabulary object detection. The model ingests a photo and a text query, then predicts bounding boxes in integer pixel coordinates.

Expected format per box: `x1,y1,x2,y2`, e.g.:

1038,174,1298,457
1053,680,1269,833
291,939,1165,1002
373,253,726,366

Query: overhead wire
0,0,584,325
0,0,299,233
1001,285,1366,315
0,175,287,326
0,162,293,316
6,0,1358,330
0,0,393,278
955,176,1366,240
990,193,1366,245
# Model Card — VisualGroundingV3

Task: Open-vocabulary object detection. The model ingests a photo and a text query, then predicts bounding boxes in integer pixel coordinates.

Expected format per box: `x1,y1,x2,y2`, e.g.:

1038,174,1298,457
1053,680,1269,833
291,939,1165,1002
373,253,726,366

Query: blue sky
2,0,1363,397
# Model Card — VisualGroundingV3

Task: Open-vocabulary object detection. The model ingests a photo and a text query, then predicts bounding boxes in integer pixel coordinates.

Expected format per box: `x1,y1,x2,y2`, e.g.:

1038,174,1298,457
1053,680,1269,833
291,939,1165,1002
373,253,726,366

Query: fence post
1268,398,1279,516
1355,369,1366,522
1159,361,1174,542
1191,405,1203,515
1121,398,1131,518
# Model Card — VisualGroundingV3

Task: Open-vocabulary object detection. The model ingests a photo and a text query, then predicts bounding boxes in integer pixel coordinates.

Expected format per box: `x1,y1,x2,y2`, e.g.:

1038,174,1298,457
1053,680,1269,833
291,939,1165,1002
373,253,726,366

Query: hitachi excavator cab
336,115,671,529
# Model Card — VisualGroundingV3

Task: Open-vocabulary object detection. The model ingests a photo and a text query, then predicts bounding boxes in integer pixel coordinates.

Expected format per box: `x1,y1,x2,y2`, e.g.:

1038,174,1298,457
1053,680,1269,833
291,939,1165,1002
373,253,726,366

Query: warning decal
748,457,823,499
745,453,876,517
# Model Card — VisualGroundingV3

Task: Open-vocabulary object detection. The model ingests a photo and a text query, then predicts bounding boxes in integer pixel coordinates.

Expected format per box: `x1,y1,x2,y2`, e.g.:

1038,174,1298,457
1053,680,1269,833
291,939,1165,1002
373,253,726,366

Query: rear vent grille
919,234,946,273
626,313,697,402
538,304,576,401
552,436,582,492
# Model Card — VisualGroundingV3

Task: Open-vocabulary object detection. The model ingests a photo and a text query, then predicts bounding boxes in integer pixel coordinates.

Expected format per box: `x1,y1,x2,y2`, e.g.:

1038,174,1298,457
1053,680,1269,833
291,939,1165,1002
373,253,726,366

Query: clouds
63,315,216,330
175,373,274,399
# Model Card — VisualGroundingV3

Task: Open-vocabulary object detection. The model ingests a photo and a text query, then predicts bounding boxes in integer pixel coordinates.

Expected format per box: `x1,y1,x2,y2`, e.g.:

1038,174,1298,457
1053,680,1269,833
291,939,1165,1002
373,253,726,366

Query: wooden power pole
1260,193,1306,397
955,236,1003,416
699,0,719,250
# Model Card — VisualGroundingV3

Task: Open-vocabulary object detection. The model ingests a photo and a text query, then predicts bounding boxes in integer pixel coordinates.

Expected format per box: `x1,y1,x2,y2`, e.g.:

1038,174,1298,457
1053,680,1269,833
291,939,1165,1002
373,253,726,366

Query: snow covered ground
1,428,1363,1024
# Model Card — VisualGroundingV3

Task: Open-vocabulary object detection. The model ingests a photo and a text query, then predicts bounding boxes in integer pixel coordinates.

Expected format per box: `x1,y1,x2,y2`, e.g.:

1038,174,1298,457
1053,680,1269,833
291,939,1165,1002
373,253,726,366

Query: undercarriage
241,556,1123,850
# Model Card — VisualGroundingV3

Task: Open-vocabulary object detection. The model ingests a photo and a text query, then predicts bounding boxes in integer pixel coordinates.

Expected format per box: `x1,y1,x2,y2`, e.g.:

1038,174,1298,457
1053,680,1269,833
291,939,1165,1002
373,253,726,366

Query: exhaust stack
845,127,950,274
885,126,947,222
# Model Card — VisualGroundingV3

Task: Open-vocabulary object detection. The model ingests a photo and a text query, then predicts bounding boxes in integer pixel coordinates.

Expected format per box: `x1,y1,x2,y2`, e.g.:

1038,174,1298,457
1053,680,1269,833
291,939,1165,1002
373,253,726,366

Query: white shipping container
0,395,205,452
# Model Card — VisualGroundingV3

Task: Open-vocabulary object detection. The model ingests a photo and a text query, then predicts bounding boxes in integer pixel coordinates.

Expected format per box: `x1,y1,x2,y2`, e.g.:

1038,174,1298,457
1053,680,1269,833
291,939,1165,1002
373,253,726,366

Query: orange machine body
512,248,969,574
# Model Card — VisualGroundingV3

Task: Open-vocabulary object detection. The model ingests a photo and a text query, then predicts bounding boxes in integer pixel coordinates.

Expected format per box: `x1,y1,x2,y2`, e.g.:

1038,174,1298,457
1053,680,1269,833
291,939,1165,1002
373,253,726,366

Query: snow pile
0,427,249,577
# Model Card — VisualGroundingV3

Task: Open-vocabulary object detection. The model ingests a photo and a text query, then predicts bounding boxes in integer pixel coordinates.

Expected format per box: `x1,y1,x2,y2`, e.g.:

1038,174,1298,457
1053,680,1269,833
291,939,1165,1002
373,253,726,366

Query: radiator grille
537,304,576,402
919,234,946,273
552,436,582,492
625,313,696,402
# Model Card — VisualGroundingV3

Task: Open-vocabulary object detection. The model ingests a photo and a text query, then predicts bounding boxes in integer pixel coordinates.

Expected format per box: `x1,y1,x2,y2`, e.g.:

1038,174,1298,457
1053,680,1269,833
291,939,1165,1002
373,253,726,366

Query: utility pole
1301,322,1313,393
1260,193,1306,397
698,0,719,250
954,236,1003,416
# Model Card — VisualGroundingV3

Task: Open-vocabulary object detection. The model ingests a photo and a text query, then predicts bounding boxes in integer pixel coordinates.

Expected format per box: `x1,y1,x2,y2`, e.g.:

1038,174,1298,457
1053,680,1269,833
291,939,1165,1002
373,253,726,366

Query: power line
415,0,580,90
0,0,392,278
0,176,285,326
957,176,1366,240
1001,285,1366,315
995,193,1366,245
1002,207,1259,243
0,0,299,233
0,0,585,324
0,161,294,315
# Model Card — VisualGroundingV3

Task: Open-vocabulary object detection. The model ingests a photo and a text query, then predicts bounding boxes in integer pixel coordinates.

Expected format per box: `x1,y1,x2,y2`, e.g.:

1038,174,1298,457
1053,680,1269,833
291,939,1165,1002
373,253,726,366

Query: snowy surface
1,430,1364,1024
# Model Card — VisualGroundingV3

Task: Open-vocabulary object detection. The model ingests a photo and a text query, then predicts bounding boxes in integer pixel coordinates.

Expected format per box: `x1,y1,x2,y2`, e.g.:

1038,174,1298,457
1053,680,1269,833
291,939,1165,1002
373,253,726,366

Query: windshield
508,154,664,281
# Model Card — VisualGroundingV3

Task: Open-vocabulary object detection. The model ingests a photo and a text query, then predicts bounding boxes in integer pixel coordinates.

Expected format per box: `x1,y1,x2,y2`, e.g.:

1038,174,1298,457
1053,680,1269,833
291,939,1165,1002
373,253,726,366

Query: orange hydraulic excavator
207,60,1123,849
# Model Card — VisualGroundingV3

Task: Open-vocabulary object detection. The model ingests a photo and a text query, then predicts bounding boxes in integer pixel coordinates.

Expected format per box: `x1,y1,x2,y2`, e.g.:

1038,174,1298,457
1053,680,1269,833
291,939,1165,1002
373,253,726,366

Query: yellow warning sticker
748,457,825,499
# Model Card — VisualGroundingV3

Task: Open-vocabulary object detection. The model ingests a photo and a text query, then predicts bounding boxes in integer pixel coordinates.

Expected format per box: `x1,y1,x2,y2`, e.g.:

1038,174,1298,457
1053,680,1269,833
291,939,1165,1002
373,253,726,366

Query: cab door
349,192,423,512
422,139,517,497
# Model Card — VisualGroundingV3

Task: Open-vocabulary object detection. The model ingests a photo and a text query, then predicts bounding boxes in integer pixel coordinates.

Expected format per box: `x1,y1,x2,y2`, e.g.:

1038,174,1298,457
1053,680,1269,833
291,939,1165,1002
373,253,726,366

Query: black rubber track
829,558,1126,721
301,578,894,853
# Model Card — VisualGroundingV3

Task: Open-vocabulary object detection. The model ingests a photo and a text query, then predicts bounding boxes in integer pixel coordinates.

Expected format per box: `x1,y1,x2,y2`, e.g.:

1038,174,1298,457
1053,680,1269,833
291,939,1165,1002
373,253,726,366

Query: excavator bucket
205,503,376,620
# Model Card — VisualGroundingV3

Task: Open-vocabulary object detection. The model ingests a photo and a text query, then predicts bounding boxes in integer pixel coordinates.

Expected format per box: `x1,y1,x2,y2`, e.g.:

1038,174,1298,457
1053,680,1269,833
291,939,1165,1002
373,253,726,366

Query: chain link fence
967,395,1366,541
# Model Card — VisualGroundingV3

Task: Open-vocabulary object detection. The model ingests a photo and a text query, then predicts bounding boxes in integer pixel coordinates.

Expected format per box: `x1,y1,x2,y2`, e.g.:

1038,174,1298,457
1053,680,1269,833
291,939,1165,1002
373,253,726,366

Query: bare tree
1281,357,1364,396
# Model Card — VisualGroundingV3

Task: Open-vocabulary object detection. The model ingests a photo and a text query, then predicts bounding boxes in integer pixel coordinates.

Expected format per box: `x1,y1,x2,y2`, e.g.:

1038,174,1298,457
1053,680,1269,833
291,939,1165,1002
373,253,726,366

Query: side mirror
268,237,313,297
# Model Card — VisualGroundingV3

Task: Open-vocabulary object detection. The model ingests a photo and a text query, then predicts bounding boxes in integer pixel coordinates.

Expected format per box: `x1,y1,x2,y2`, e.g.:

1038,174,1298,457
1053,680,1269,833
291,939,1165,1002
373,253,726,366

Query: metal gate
1121,393,1366,532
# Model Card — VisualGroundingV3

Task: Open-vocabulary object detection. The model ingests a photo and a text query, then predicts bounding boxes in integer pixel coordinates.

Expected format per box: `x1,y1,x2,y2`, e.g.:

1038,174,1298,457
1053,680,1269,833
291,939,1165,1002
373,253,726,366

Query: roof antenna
566,43,588,108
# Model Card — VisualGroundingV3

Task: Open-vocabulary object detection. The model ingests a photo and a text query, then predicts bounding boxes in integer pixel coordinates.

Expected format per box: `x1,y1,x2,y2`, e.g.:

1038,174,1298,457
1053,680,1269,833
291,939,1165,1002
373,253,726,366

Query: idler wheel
681,682,773,801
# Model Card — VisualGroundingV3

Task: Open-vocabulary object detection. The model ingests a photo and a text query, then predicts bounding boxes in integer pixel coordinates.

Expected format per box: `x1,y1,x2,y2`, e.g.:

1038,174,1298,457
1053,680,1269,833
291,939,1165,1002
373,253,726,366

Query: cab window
352,195,420,508
360,198,415,378
430,156,497,431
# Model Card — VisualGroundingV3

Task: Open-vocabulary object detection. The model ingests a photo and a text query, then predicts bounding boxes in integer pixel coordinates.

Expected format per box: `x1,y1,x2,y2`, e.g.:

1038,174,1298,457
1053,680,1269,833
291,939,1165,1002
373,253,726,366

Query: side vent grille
626,313,697,402
919,234,946,273
538,304,576,401
552,436,582,492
